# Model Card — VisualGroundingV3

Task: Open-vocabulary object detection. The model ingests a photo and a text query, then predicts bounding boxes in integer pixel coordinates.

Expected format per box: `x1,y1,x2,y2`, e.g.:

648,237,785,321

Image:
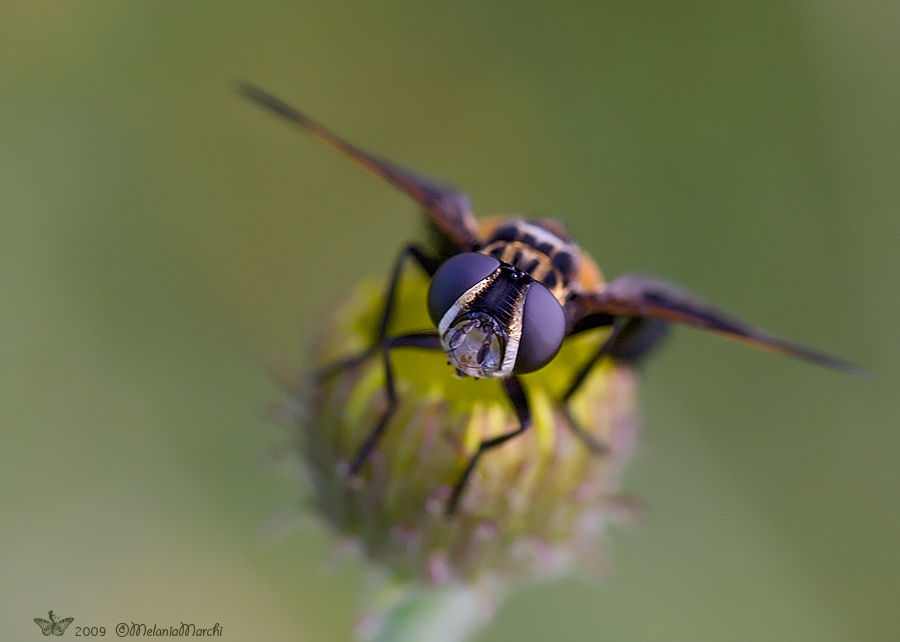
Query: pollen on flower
284,268,640,586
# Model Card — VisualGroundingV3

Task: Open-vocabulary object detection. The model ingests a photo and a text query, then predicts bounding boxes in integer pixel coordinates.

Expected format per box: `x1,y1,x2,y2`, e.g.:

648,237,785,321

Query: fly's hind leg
559,317,669,453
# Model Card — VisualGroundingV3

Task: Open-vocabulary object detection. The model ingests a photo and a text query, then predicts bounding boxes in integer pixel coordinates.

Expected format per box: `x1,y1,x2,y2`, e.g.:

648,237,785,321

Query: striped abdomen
479,218,581,303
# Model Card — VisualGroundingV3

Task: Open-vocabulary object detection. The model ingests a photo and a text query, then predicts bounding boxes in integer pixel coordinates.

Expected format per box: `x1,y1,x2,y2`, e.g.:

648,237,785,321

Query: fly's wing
236,82,480,251
574,274,868,376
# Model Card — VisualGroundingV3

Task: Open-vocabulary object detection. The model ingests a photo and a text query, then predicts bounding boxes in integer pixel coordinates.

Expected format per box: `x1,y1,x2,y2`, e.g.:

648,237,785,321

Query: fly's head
427,252,567,379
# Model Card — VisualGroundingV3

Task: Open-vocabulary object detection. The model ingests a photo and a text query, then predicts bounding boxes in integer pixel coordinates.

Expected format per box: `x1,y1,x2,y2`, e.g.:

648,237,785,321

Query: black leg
556,317,626,454
317,243,440,383
561,316,626,403
376,244,441,343
446,376,532,516
559,315,670,453
347,332,442,475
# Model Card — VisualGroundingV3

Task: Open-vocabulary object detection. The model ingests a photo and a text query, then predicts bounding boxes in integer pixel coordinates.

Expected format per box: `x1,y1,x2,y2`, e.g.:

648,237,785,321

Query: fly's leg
446,376,532,516
315,243,441,476
558,318,625,454
316,243,440,382
559,316,669,453
345,332,442,475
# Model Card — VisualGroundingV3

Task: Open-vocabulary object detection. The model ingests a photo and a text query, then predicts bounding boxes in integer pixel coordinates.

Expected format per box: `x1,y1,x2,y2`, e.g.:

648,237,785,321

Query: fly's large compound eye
427,253,501,325
514,282,566,374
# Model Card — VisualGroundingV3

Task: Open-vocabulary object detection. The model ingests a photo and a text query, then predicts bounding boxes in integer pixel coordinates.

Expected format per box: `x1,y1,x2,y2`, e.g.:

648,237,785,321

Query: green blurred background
1,2,896,641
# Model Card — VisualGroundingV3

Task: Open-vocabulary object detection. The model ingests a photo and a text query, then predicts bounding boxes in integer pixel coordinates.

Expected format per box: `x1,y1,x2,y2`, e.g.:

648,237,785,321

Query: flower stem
358,574,489,642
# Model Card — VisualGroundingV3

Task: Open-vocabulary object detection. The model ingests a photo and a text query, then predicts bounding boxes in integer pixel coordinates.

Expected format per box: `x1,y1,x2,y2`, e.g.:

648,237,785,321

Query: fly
237,82,867,516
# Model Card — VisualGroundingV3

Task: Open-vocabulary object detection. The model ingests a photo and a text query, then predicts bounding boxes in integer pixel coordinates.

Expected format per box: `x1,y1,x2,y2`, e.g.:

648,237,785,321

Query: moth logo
34,611,73,636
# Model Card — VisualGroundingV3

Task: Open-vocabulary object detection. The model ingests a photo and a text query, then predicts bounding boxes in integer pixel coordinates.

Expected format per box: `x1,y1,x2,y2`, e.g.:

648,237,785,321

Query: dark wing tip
234,81,480,250
234,80,269,105
585,274,872,379
821,358,873,379
233,79,255,96
776,340,872,378
234,81,306,123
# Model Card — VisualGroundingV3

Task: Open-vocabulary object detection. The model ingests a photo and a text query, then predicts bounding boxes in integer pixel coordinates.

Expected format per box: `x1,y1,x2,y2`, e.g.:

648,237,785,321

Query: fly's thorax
480,241,565,302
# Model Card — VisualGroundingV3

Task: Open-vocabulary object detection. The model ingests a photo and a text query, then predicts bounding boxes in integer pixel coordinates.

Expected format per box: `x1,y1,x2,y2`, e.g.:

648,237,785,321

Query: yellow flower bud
286,268,640,588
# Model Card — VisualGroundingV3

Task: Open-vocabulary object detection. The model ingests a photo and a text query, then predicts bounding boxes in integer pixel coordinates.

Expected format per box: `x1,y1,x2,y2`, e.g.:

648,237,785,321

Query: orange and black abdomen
477,217,605,303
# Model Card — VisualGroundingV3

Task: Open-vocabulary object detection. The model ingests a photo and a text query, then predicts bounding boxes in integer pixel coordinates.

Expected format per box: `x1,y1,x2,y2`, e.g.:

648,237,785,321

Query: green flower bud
276,267,641,640
286,266,640,585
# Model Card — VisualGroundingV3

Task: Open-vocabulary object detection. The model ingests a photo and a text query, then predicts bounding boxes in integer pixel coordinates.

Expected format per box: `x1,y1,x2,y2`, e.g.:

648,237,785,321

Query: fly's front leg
446,376,532,516
345,332,442,475
316,243,440,383
316,243,441,477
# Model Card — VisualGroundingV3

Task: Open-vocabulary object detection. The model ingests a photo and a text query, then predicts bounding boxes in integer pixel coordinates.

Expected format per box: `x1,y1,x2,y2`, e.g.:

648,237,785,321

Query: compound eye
514,282,566,374
427,253,501,325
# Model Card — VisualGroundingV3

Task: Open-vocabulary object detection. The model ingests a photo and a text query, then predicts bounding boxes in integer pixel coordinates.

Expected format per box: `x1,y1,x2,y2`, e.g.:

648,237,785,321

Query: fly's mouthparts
443,312,506,378
476,326,495,365
447,318,479,350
